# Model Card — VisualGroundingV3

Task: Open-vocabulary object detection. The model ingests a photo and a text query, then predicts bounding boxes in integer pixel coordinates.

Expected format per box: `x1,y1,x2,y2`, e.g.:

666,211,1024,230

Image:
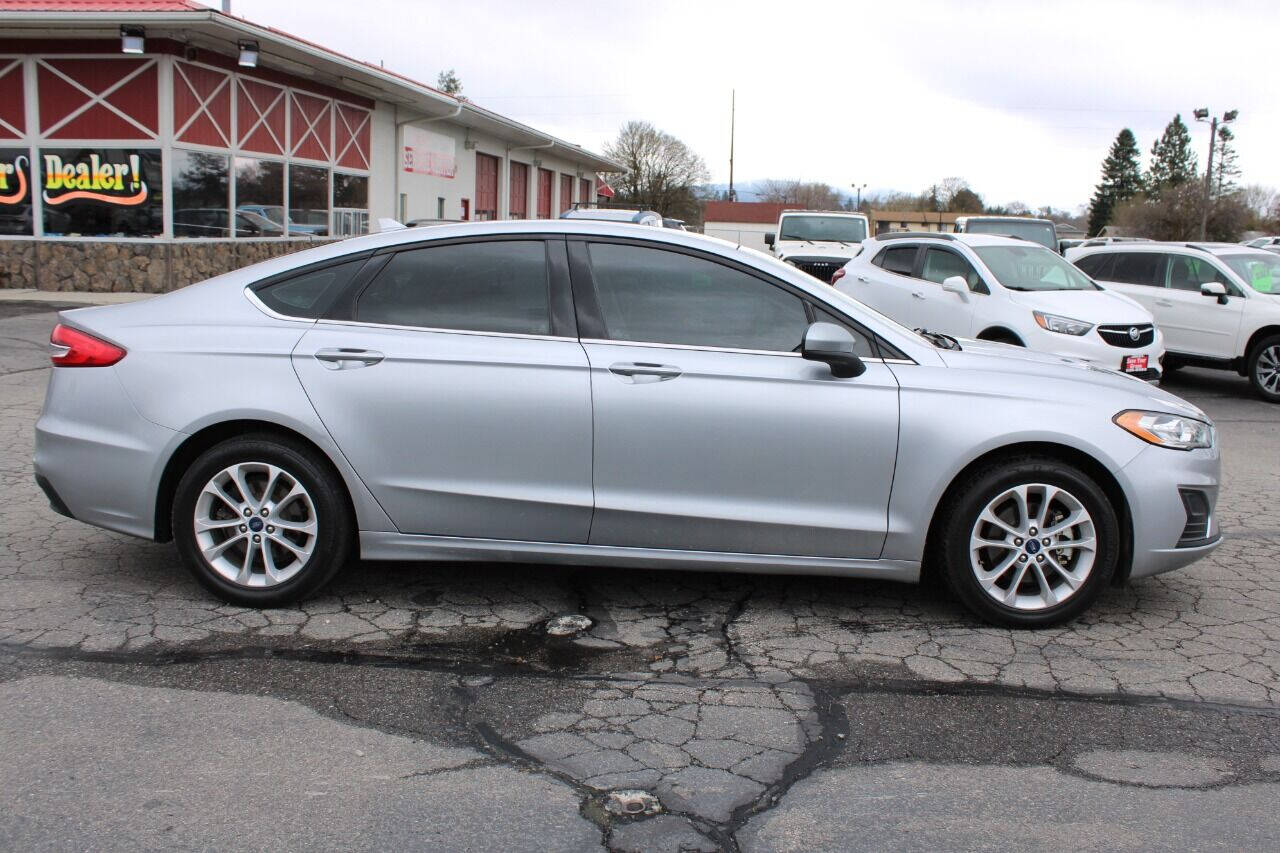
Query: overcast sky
214,0,1279,211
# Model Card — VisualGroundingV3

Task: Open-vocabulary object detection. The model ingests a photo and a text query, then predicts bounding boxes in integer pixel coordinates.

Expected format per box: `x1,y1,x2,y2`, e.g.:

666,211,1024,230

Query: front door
292,238,592,542
560,174,574,214
475,153,499,220
1161,253,1245,358
575,240,900,559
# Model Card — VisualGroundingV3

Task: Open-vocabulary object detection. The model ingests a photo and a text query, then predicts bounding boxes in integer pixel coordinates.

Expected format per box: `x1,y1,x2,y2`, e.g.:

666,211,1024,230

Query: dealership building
0,0,621,292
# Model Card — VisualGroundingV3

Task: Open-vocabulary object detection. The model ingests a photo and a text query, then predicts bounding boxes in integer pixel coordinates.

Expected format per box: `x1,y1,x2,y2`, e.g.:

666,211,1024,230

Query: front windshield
963,219,1057,250
973,245,1099,291
779,215,867,243
1221,253,1280,294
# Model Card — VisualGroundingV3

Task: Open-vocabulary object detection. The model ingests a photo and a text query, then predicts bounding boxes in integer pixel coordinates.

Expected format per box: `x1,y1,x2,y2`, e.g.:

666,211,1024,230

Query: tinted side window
256,258,367,318
357,241,550,335
874,245,917,276
587,242,808,352
921,248,981,289
1167,255,1231,291
1108,252,1164,286
1074,253,1115,279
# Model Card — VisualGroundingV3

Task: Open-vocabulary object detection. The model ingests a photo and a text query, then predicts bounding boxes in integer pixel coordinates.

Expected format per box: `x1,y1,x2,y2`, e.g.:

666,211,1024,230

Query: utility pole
728,90,736,202
852,182,866,210
1195,108,1238,240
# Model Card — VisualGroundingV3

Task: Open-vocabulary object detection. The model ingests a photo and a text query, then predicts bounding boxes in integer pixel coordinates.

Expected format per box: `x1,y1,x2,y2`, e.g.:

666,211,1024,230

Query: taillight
830,267,847,285
49,323,126,367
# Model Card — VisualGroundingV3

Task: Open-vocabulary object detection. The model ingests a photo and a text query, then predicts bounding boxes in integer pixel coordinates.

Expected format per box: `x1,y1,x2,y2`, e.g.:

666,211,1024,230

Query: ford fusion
34,221,1221,627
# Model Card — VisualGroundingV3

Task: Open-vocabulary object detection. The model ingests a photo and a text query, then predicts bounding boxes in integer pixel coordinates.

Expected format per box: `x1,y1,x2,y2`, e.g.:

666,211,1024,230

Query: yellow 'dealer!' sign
42,152,149,206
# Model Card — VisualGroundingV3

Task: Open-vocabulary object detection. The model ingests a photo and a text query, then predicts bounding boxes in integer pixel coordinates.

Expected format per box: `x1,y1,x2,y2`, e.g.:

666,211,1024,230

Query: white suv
835,233,1164,379
1071,242,1280,401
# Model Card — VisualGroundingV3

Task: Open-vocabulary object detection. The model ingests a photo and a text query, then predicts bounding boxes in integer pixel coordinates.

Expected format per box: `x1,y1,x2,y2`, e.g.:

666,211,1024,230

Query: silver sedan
34,221,1221,627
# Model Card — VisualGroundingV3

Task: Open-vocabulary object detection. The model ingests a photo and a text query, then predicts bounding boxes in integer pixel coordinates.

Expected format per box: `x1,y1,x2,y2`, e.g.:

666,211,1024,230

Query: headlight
1033,311,1093,336
1113,410,1214,450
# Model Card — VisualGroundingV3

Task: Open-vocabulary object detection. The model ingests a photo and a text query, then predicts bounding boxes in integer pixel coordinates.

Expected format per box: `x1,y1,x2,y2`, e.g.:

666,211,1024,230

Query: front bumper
1120,442,1222,580
1029,325,1165,379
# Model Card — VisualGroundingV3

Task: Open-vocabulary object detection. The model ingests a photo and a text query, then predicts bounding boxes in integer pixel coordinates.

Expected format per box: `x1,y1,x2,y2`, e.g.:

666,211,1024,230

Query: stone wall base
0,239,340,293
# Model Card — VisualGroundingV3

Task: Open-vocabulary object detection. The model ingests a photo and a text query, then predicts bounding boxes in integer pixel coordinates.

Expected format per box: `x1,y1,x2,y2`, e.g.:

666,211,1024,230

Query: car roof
864,232,1038,249
1075,241,1264,257
955,215,1054,224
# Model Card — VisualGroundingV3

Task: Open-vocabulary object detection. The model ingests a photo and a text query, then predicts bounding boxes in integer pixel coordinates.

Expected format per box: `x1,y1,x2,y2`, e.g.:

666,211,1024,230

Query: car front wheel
172,434,352,607
1248,334,1280,403
937,456,1119,628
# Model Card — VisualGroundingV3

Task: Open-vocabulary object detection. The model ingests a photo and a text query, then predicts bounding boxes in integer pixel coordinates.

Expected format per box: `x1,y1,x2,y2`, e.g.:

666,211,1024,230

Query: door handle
911,292,926,300
608,362,682,382
314,348,385,369
856,274,869,282
1155,299,1173,307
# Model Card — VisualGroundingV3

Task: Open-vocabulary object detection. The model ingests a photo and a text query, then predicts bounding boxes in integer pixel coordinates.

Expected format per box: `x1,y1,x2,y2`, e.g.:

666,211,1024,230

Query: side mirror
1201,281,1229,304
941,275,970,300
764,232,775,247
801,322,866,378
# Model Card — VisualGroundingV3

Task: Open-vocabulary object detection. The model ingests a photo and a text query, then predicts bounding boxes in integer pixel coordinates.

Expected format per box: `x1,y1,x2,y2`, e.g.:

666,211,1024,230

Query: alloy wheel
969,483,1096,612
1256,345,1280,395
192,461,318,588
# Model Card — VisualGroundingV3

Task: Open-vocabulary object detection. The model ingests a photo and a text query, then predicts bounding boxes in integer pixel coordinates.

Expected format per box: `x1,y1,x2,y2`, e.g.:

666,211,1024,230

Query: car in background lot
1072,242,1280,401
764,210,870,283
835,232,1164,379
1064,237,1153,262
1243,236,1280,248
561,207,662,226
954,216,1058,252
34,220,1220,628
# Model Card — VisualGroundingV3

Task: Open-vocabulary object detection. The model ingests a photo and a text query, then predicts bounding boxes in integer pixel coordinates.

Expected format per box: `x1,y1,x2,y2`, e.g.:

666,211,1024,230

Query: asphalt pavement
2,299,1279,852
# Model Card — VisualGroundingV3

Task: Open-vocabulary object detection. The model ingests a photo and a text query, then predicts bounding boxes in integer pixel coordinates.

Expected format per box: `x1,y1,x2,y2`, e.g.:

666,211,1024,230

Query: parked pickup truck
764,210,870,283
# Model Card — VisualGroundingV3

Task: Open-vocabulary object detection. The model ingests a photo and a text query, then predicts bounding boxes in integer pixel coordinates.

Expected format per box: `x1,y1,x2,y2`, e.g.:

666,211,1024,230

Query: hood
775,240,862,260
937,338,1207,420
1005,287,1154,324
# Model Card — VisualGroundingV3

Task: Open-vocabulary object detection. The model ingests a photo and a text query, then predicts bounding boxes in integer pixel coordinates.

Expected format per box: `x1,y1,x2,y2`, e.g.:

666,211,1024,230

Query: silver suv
34,221,1221,627
1071,242,1280,401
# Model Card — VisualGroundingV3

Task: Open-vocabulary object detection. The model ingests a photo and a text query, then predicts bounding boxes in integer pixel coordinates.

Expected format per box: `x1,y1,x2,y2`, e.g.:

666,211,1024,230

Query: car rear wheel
937,456,1119,628
1247,334,1280,403
173,434,352,606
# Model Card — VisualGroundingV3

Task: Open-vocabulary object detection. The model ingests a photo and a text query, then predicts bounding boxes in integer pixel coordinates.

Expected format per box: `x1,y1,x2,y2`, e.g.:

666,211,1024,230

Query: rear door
848,243,921,325
292,237,593,542
573,239,900,559
1094,251,1166,314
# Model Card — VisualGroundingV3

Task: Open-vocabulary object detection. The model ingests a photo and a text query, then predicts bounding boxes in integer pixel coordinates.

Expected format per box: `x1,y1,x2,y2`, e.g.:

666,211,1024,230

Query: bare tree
603,121,708,220
753,179,842,209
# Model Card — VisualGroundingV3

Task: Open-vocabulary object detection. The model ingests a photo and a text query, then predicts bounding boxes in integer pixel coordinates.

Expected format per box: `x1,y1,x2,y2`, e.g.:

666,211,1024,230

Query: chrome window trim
580,337,804,358
315,316,575,342
243,287,321,324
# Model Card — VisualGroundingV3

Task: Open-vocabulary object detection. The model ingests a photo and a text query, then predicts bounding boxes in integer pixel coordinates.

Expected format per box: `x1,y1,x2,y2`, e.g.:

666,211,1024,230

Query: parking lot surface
3,302,1280,851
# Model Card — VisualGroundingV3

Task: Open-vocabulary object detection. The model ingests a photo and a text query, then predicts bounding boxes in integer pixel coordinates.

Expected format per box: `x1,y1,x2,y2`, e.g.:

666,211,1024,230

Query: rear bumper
33,367,180,540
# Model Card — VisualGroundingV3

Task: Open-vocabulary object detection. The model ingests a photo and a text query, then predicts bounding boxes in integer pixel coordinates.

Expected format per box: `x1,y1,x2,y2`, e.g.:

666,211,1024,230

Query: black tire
172,433,353,606
1246,333,1280,403
936,455,1119,628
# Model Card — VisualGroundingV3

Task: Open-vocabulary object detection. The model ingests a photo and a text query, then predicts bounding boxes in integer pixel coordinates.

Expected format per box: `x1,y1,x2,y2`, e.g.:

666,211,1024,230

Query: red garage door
475,153,499,221
560,173,574,214
509,161,528,219
537,168,553,218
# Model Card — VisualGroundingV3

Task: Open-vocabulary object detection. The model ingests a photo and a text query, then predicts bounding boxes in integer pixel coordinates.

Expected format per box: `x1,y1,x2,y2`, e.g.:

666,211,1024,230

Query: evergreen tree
1087,128,1143,236
436,69,462,96
1214,125,1241,198
1146,114,1198,199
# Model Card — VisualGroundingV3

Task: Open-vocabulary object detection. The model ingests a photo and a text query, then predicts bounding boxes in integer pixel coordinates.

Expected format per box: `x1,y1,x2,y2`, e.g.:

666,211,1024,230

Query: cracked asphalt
3,300,1280,851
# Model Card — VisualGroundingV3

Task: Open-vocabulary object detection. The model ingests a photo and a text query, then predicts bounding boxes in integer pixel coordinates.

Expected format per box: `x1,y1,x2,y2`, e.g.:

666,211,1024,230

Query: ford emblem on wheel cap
1129,327,1141,341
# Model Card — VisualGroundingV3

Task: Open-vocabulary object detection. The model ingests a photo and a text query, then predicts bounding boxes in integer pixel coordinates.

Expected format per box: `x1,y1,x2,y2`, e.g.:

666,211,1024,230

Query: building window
234,156,284,237
333,172,369,237
39,148,162,237
289,163,329,236
172,149,230,238
0,149,33,236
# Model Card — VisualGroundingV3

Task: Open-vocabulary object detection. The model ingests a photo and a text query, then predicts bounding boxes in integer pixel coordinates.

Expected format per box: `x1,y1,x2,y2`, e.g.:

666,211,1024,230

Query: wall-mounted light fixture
237,40,259,68
120,25,145,54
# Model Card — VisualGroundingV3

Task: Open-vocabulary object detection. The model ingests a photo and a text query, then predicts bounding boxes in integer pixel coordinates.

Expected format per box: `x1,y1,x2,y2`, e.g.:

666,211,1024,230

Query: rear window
254,258,367,318
1073,253,1114,279
1108,252,1164,286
